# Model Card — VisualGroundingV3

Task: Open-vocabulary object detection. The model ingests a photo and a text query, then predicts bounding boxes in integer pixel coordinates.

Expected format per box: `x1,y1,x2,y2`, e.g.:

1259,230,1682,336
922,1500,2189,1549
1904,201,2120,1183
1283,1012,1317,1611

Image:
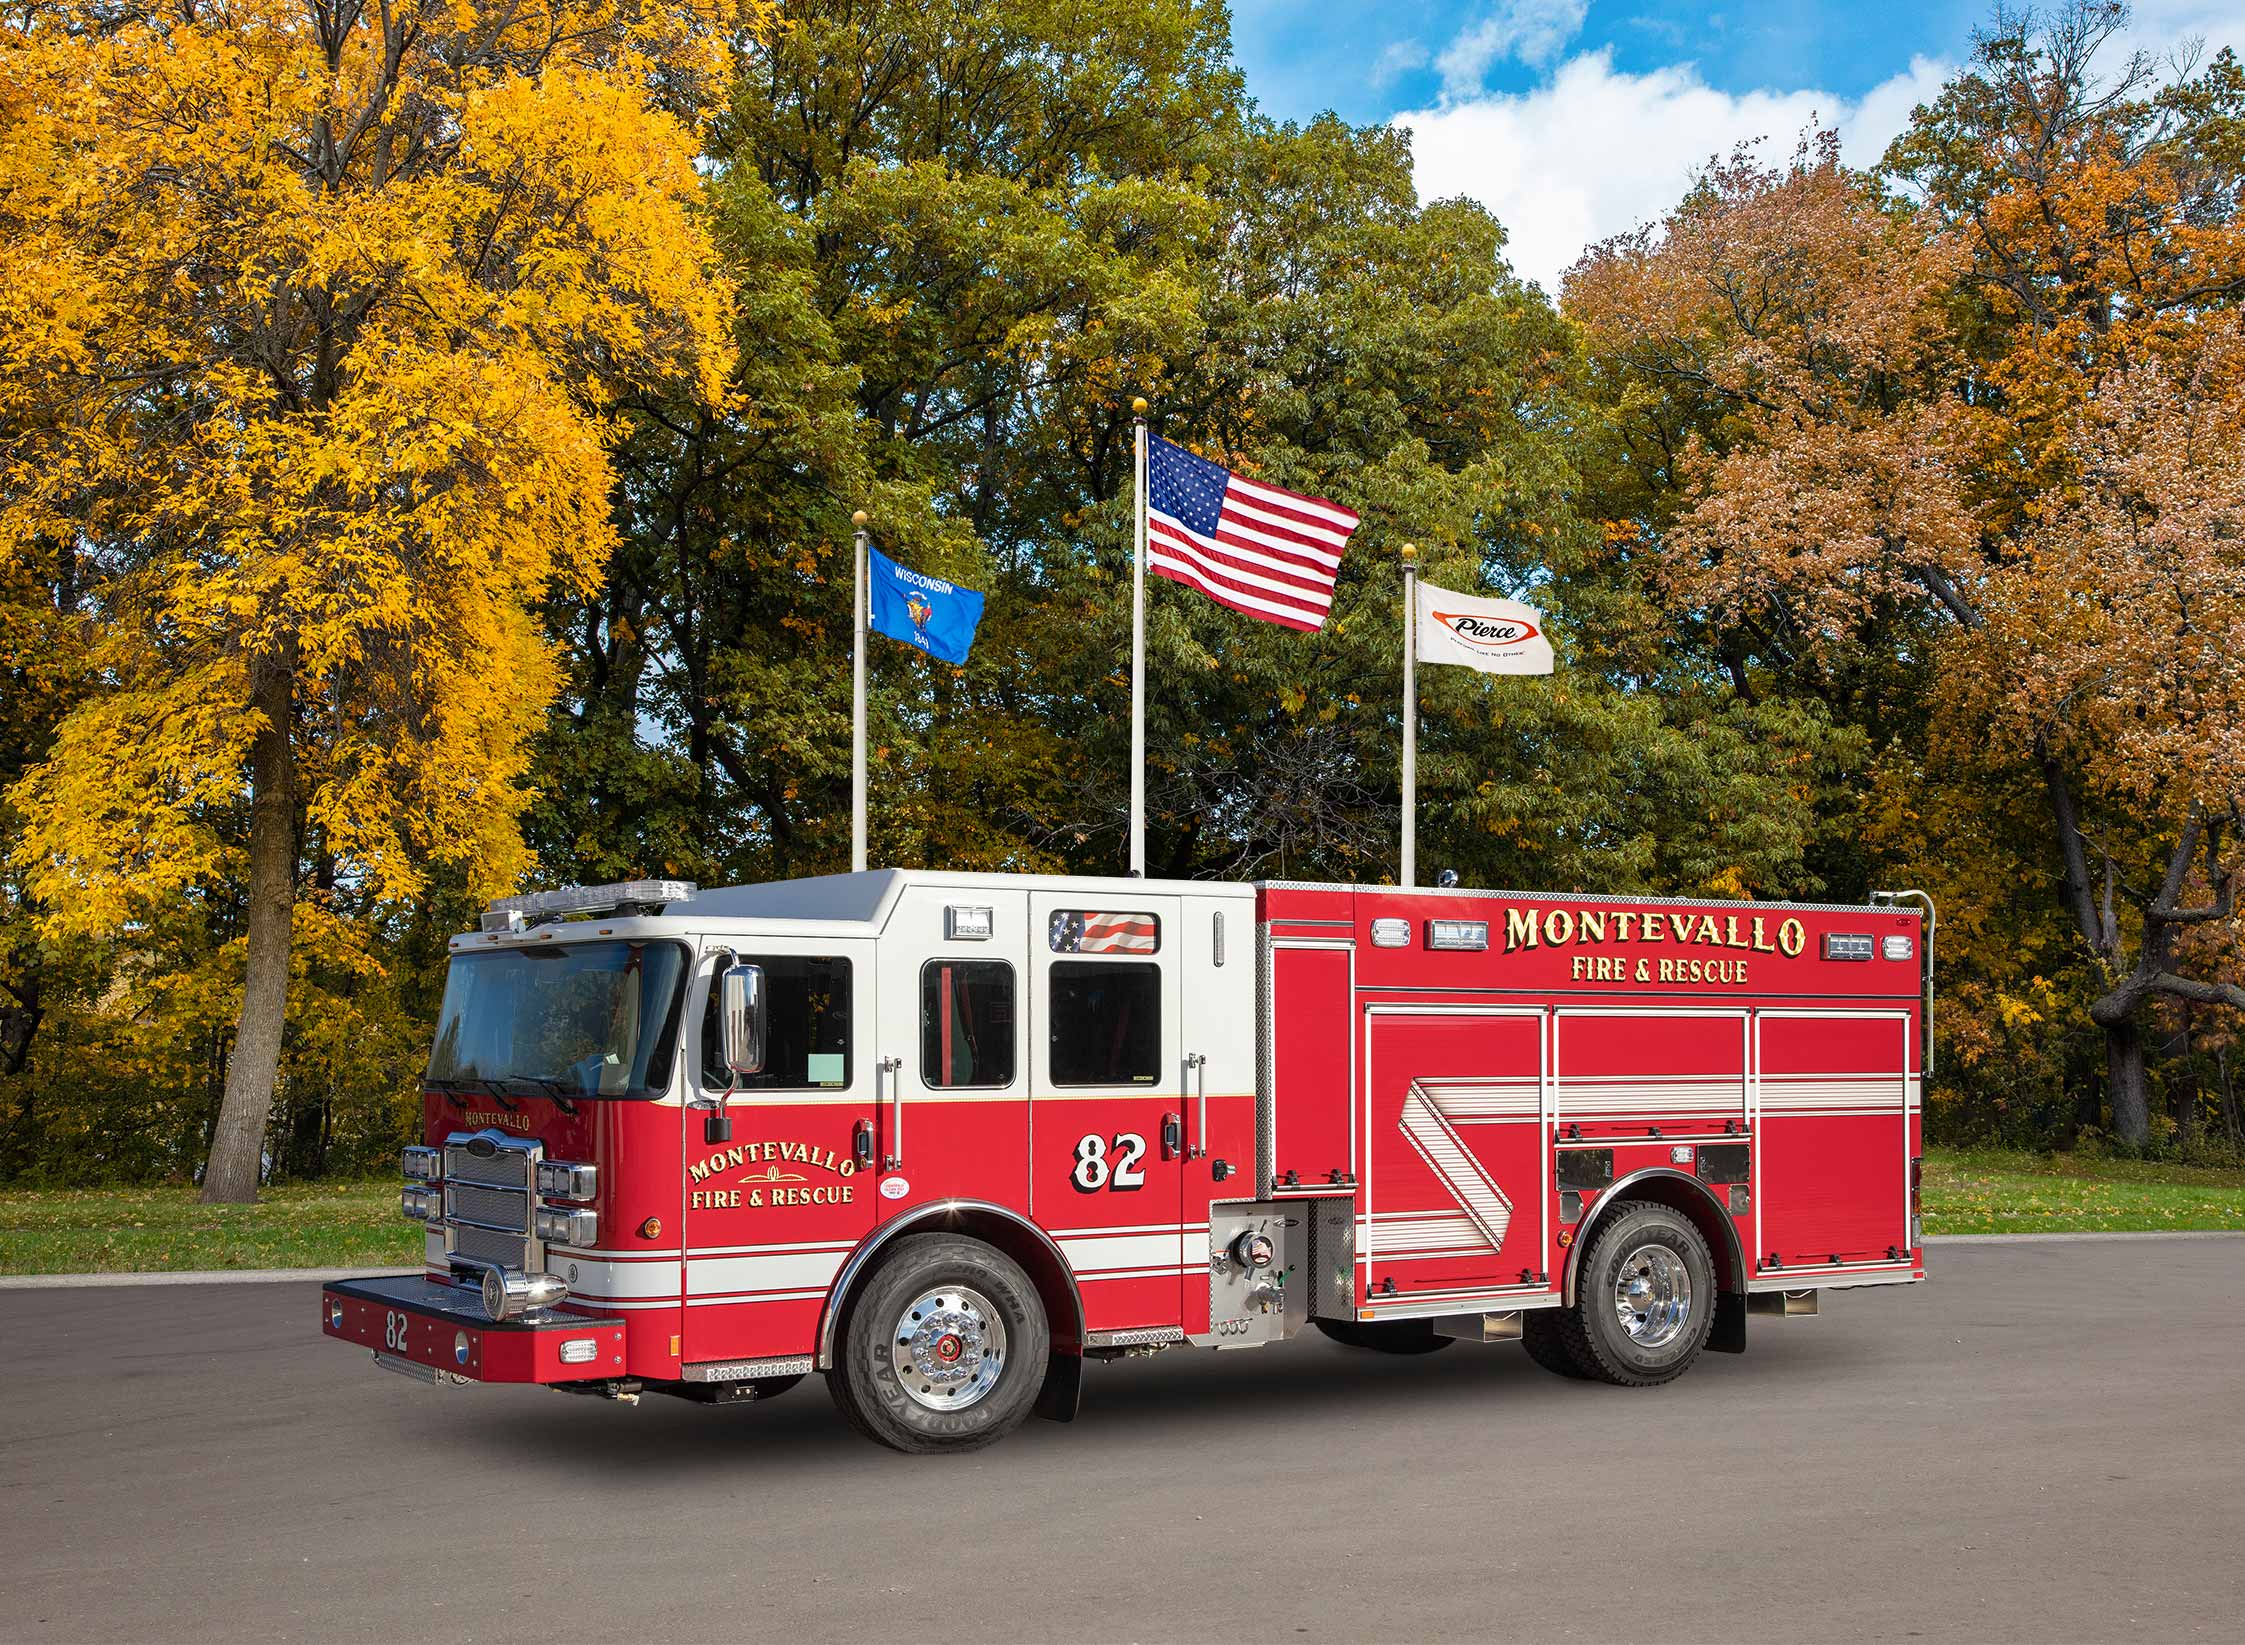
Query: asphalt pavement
3,1237,2241,1643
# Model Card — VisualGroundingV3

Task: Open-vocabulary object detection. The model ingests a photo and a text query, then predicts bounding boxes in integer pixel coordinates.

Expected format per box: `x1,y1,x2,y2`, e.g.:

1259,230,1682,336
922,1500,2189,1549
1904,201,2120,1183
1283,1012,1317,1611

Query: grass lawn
0,1180,419,1275
2,1148,2239,1274
1921,1147,2245,1235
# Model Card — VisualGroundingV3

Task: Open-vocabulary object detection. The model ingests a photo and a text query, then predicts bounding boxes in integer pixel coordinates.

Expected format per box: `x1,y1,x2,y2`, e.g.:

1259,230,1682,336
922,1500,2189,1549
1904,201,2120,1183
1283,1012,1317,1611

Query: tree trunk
200,662,297,1204
2104,1018,2149,1147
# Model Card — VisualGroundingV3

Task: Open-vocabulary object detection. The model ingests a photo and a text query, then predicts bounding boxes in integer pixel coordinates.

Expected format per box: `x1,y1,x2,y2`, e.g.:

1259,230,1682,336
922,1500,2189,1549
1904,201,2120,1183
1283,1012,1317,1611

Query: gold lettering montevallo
1491,900,1804,983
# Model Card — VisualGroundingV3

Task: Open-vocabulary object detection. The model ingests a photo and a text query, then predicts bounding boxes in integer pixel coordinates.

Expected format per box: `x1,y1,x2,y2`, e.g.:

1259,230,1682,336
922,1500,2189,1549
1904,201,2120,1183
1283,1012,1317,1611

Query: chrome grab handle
880,1055,904,1170
1185,1052,1208,1160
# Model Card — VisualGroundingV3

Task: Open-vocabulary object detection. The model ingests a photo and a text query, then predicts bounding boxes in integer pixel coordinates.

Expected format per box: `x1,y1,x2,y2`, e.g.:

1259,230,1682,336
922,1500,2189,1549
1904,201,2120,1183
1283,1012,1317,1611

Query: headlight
402,1146,441,1182
400,1185,440,1221
480,1267,568,1321
534,1206,597,1248
535,1159,597,1201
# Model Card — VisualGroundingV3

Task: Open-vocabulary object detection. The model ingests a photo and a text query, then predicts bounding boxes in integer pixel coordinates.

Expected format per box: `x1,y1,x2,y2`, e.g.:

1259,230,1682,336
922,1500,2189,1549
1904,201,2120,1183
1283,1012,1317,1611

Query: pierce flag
1414,580,1554,675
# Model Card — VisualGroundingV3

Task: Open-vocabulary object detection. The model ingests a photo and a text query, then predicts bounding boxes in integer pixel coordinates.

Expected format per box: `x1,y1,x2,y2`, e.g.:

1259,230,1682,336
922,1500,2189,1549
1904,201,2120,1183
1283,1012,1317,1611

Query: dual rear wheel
1317,1203,1718,1387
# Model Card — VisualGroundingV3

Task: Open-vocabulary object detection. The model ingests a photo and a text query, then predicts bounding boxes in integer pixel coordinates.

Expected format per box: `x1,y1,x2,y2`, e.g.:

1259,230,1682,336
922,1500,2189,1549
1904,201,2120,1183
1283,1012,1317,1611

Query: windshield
426,940,688,1099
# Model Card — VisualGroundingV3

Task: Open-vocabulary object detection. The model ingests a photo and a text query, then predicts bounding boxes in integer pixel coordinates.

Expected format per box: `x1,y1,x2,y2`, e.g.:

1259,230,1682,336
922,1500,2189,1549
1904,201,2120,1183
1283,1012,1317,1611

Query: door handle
879,1055,904,1170
853,1118,875,1168
1161,1112,1183,1160
1184,1053,1207,1160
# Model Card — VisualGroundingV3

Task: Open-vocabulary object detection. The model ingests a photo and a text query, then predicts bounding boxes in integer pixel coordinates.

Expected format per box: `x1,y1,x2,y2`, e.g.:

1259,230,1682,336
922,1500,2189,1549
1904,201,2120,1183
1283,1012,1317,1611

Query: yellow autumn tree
0,0,754,1199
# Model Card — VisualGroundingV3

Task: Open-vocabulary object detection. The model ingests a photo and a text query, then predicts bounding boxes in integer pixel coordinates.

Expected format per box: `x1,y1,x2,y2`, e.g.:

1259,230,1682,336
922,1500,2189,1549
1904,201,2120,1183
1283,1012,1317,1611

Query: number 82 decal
1070,1132,1147,1192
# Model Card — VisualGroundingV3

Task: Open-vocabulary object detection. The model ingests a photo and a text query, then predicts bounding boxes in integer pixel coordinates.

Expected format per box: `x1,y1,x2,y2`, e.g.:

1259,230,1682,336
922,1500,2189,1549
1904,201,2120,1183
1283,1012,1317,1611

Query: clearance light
1370,918,1411,948
1883,934,1915,961
944,905,994,940
535,1159,597,1201
535,1206,597,1248
1425,919,1489,951
559,1338,600,1366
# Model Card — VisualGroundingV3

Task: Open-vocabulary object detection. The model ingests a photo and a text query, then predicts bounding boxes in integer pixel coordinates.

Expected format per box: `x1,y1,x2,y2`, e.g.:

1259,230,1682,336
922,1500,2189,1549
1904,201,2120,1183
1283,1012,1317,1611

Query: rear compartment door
1360,1007,1549,1304
1753,1010,1913,1269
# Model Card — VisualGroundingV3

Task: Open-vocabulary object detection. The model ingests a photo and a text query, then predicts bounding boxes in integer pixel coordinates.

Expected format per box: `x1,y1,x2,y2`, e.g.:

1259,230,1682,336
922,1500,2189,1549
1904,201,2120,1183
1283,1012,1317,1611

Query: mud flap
1034,1349,1083,1422
1709,1289,1747,1354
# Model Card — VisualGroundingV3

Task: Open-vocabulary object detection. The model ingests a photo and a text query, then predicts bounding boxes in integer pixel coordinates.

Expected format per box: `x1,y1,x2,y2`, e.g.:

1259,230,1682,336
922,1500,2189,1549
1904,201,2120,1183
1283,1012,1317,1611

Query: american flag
1146,434,1359,632
1048,910,1160,955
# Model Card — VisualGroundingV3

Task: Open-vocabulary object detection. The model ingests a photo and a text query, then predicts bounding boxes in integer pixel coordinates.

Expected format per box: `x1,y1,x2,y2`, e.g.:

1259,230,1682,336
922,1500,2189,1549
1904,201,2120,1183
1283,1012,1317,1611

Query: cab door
680,936,877,1367
873,885,1031,1220
1027,892,1187,1333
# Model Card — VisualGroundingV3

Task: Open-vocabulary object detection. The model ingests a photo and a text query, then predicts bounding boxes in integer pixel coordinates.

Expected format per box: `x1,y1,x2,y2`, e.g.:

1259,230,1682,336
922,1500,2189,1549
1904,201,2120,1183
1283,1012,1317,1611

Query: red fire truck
322,871,1931,1452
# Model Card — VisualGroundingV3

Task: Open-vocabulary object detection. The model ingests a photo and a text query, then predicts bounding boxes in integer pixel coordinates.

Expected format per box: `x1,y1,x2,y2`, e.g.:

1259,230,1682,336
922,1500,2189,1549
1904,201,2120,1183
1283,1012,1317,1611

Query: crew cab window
1048,961,1160,1086
701,955,851,1091
922,960,1015,1088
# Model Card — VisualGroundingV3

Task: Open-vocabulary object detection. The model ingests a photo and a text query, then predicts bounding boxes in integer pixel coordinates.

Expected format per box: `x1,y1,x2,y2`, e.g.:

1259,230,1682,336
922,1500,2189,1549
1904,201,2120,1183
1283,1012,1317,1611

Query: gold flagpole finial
851,509,868,528
1132,397,1149,416
1401,541,1417,561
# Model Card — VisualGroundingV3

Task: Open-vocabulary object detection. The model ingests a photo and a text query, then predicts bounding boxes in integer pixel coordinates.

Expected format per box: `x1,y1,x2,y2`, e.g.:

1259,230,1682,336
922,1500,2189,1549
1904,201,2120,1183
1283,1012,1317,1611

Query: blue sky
1225,0,2245,291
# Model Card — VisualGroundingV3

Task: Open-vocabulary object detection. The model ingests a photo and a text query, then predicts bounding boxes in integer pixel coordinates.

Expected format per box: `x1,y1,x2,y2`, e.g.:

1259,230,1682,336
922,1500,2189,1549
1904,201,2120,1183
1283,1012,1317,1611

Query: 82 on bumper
321,1275,626,1385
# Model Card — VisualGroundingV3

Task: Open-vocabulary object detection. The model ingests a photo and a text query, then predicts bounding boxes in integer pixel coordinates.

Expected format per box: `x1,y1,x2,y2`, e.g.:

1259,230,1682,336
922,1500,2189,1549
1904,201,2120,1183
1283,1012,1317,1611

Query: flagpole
851,510,869,874
1400,541,1417,889
1130,396,1148,877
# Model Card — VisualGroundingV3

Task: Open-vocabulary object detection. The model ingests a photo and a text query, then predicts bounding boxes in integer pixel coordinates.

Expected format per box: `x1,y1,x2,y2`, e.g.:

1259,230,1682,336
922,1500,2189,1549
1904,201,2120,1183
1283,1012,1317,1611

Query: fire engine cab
321,871,1931,1452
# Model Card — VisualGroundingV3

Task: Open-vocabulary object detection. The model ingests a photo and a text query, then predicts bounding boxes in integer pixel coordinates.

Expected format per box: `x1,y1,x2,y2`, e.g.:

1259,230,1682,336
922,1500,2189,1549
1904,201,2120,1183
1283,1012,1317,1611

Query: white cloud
1400,5,2245,296
1400,50,1953,295
1371,38,1432,92
1436,1,1591,100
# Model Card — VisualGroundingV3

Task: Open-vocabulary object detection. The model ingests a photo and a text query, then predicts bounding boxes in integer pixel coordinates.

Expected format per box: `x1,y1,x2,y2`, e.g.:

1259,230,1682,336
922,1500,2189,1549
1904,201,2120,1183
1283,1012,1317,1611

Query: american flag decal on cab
1048,909,1160,954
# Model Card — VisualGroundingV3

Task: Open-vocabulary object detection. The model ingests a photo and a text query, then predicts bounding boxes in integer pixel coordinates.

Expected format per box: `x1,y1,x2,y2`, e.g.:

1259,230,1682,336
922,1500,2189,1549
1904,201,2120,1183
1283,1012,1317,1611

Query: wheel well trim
1562,1167,1747,1307
814,1199,1085,1370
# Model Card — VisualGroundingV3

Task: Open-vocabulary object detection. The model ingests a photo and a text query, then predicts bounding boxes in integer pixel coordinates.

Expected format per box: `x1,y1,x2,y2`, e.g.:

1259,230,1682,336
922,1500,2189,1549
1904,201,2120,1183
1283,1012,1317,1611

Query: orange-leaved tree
1571,6,2245,1140
0,0,752,1199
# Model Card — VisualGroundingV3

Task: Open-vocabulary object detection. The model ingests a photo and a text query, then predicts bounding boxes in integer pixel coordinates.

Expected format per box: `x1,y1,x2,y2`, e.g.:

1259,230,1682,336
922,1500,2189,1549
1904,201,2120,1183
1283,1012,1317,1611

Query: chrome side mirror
720,963,766,1079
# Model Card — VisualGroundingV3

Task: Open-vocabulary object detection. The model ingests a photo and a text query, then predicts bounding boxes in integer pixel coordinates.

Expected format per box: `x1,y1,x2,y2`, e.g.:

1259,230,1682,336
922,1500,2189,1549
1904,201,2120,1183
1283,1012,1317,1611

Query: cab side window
1049,961,1160,1085
701,955,851,1091
921,960,1016,1088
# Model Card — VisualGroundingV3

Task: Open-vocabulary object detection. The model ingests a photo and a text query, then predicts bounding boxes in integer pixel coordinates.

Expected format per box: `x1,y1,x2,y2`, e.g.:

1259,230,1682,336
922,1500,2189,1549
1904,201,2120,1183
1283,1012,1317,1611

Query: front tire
1551,1203,1716,1387
827,1234,1049,1454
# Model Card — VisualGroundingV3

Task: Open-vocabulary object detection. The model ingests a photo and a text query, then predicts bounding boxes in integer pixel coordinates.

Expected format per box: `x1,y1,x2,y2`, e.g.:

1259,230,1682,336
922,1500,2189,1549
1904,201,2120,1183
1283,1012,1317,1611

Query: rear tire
1520,1309,1592,1379
826,1234,1048,1454
1552,1203,1715,1387
1313,1317,1452,1355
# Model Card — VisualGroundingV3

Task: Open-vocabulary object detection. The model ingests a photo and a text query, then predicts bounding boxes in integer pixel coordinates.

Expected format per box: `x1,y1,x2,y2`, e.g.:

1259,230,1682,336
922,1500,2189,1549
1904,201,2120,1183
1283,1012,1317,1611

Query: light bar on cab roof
481,879,696,931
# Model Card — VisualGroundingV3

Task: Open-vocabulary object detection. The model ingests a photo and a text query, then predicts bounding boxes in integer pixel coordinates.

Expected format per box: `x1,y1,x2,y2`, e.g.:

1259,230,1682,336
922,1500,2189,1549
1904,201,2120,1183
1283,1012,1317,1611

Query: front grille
445,1181,531,1232
446,1145,531,1188
451,1222,528,1270
440,1131,544,1275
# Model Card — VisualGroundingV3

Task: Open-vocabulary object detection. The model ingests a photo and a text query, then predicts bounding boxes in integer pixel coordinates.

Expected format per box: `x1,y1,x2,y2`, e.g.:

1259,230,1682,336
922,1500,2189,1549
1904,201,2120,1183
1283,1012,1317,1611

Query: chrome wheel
1612,1243,1693,1349
889,1284,1009,1411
